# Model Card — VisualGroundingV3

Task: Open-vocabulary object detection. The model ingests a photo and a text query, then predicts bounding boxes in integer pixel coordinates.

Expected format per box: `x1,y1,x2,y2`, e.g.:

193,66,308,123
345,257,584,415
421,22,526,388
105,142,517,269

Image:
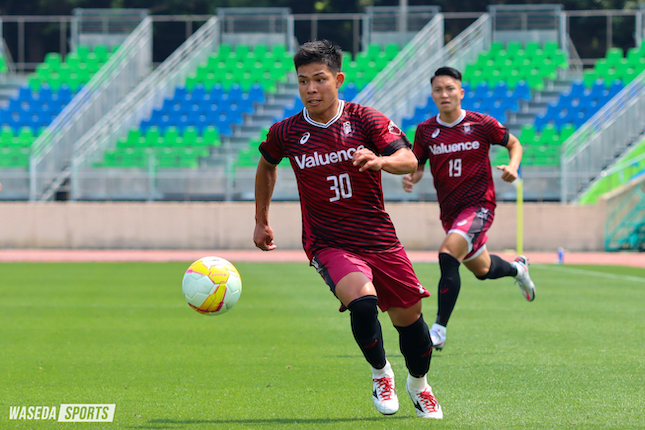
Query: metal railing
352,13,444,121
354,13,491,125
560,73,645,203
71,17,220,201
28,17,153,201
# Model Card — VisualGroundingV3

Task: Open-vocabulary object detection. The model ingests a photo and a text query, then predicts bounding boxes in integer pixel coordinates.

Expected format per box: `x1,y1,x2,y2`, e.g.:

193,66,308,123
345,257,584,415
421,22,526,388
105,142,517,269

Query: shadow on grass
131,416,411,428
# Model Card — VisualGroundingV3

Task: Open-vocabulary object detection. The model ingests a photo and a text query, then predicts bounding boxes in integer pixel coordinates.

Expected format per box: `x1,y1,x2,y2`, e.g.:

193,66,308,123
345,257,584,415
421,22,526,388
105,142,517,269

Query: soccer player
254,40,442,419
402,66,536,351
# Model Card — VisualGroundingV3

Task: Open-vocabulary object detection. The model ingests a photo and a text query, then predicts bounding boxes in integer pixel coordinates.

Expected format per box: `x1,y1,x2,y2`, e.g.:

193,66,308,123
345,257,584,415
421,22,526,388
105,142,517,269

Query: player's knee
347,295,378,318
347,295,380,345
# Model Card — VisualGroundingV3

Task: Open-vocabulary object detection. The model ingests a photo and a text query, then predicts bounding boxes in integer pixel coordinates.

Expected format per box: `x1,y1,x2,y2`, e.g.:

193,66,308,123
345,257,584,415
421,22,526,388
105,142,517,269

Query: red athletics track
0,249,644,267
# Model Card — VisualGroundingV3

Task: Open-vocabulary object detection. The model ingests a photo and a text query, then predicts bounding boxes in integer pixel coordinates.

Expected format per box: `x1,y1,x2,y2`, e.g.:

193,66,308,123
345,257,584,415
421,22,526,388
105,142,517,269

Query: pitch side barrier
353,14,491,126
561,70,645,203
29,17,153,201
70,17,220,202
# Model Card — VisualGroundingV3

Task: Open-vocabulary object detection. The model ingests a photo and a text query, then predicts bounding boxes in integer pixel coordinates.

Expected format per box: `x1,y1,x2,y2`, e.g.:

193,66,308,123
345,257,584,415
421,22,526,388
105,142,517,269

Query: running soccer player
254,40,442,419
402,66,535,351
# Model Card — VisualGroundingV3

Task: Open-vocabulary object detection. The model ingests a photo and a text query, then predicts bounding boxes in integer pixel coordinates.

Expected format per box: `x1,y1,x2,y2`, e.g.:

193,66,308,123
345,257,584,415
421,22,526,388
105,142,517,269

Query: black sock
347,296,386,369
395,314,433,378
436,252,461,327
475,254,518,280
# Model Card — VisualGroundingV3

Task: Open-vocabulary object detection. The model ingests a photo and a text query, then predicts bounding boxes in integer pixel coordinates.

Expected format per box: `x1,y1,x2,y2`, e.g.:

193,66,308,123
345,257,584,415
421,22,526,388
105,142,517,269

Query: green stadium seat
384,43,399,60
94,44,109,63
44,52,61,70
182,127,202,147
164,127,182,147
144,127,163,147
558,124,575,143
235,44,250,57
524,41,541,58
506,41,522,59
253,44,268,57
17,128,35,147
539,124,557,143
526,70,545,91
519,124,537,144
217,43,232,59
606,47,623,65
489,41,503,56
1,126,14,146
77,45,90,60
203,126,220,147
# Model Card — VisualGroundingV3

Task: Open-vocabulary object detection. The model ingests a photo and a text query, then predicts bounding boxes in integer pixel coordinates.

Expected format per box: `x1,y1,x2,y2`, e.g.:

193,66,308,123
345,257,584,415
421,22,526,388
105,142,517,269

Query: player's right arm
402,124,427,192
402,164,425,193
254,156,278,251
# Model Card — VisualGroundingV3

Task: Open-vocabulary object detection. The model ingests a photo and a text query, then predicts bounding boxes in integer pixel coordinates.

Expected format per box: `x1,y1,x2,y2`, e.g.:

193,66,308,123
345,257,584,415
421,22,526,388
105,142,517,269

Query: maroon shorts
442,206,494,261
310,246,430,312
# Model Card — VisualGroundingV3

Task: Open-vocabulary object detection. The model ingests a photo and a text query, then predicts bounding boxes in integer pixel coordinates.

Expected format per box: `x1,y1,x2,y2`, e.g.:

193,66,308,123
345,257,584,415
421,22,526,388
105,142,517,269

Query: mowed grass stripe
1,261,644,429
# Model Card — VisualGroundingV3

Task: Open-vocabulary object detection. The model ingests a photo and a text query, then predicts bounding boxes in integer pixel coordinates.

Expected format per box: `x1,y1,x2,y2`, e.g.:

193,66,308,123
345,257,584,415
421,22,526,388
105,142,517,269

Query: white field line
533,264,645,283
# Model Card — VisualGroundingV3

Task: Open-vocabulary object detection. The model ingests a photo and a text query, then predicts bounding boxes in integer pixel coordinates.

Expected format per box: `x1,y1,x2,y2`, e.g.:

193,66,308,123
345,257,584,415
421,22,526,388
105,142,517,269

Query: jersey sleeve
484,115,510,146
258,122,284,165
361,106,411,156
412,125,429,165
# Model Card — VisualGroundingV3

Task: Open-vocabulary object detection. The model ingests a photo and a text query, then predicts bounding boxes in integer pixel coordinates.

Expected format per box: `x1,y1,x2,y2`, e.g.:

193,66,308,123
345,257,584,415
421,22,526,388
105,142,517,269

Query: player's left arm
496,132,522,183
352,147,417,174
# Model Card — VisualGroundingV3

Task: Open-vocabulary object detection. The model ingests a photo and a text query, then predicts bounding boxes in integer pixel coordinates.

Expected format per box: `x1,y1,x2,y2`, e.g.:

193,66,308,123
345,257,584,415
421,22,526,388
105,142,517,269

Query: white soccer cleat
372,361,399,415
406,377,443,419
513,256,535,301
429,323,447,351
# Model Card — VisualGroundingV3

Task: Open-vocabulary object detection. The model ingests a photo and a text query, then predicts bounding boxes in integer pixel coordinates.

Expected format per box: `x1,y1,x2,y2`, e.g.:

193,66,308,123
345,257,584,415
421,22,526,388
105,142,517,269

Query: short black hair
293,40,343,74
430,67,462,84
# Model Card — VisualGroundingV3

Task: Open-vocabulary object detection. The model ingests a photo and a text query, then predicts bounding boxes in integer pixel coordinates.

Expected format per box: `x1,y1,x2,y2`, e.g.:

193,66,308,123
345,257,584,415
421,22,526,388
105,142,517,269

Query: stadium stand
89,42,399,170
0,44,114,160
400,39,645,170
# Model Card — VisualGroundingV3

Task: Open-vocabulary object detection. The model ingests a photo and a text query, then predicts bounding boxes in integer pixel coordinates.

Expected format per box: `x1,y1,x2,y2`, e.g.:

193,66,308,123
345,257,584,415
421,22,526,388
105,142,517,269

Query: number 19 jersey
412,110,509,225
259,100,411,260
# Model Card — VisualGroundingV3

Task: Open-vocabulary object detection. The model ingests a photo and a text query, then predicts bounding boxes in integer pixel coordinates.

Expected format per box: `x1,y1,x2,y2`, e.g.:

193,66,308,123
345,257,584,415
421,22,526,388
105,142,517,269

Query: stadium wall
0,201,604,251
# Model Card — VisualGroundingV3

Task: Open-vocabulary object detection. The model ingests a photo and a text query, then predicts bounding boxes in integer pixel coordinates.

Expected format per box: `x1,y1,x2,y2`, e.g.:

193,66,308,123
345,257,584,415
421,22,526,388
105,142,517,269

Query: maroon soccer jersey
259,101,411,259
412,110,509,224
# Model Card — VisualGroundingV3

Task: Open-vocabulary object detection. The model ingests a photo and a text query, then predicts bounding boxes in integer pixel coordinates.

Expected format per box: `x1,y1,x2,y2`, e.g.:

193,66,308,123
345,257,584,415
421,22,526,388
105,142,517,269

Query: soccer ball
182,256,242,315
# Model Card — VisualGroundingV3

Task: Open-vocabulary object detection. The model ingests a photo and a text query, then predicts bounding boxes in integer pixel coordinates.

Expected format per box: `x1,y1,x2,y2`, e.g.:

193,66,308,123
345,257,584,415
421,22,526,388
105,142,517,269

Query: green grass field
1,261,644,429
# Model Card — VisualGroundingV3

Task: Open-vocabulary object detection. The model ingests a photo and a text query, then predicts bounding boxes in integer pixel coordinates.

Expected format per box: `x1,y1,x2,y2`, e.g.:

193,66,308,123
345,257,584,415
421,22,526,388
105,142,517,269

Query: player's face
297,62,344,124
431,75,465,117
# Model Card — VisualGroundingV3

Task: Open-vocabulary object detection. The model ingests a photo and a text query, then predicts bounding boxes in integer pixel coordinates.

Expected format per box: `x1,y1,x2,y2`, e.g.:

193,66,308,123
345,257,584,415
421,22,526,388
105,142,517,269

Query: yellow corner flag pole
516,165,524,256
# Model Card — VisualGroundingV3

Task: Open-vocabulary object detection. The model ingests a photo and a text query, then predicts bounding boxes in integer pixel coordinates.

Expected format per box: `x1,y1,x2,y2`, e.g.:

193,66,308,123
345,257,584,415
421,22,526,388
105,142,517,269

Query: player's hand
496,165,518,183
352,148,382,172
253,223,276,251
402,174,415,192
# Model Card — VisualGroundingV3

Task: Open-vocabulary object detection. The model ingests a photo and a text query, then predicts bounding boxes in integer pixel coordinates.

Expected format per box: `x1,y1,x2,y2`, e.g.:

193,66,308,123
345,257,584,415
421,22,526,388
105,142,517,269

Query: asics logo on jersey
300,132,311,144
432,129,440,138
429,140,480,155
294,145,365,170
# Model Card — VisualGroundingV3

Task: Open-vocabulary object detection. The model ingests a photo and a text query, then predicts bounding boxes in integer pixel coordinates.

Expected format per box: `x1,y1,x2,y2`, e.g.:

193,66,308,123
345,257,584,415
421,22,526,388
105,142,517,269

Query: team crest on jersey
388,121,402,135
464,123,471,133
431,128,440,138
300,132,311,144
343,121,352,135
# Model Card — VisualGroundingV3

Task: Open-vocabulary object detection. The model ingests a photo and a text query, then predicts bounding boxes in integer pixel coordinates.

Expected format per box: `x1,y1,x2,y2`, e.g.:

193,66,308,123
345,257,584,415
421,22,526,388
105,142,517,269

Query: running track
0,249,644,268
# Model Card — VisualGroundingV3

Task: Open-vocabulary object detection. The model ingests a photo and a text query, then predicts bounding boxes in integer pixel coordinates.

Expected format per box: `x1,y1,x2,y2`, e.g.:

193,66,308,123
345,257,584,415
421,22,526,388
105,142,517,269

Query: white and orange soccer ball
182,256,242,315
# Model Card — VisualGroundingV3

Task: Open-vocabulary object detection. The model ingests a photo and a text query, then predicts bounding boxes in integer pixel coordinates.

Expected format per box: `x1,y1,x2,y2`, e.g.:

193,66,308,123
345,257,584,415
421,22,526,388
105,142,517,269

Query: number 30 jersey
259,100,411,259
412,109,509,225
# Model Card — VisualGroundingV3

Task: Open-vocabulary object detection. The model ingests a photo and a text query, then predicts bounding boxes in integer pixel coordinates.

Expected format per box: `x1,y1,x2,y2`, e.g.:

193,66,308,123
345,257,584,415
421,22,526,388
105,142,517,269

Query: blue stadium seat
514,81,531,100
